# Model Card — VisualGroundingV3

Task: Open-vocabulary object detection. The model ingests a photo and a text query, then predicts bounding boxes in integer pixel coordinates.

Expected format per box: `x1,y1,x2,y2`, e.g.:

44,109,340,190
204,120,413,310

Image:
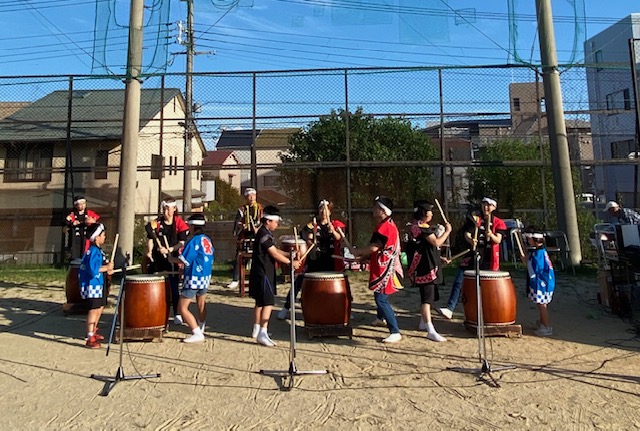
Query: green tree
204,178,243,221
278,108,439,209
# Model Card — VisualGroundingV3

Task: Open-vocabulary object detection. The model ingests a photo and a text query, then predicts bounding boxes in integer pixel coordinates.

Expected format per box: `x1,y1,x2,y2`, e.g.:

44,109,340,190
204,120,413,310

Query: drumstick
110,233,119,263
300,243,316,261
111,264,142,274
514,230,525,257
434,198,448,225
450,248,471,261
332,253,357,262
336,227,351,247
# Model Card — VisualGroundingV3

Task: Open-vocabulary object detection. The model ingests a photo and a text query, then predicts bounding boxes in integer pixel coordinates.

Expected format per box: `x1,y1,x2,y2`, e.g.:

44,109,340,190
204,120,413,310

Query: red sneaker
94,333,105,341
86,336,101,349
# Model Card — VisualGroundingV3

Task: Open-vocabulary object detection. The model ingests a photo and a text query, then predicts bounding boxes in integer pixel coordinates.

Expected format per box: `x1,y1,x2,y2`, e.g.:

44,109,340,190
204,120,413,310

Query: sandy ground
1,268,639,431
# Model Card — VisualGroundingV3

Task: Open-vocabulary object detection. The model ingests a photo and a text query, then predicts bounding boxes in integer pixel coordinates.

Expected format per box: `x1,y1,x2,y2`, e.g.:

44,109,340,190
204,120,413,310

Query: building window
151,154,164,180
263,175,279,187
4,143,52,182
606,89,631,111
611,140,634,159
95,149,109,180
513,98,520,112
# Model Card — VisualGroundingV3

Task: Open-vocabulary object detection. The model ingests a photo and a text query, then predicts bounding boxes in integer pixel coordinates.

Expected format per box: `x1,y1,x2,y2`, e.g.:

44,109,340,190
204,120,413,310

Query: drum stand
90,255,160,396
259,251,328,391
447,251,515,388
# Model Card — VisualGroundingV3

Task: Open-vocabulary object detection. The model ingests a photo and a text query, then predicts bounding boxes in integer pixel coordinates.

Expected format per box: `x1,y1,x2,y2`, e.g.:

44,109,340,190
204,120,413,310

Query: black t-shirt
249,225,277,294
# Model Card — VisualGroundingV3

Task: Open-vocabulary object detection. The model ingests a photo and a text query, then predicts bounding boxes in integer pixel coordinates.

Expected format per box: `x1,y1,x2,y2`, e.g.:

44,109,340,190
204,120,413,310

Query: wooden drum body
462,270,516,326
121,275,170,331
301,272,351,327
280,236,307,275
65,258,84,305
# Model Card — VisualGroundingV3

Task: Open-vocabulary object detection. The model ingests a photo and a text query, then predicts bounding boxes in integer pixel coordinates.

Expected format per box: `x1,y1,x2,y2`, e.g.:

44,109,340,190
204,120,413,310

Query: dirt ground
1,269,639,430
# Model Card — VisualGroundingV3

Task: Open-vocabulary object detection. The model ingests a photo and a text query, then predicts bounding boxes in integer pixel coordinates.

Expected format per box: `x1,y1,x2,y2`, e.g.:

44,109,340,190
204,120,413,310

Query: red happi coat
368,217,404,294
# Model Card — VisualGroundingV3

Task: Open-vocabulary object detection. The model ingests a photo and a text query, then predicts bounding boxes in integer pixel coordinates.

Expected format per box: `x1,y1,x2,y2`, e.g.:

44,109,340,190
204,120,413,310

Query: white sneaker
173,315,184,325
427,331,447,342
437,308,453,320
256,330,276,347
418,318,428,331
227,281,239,289
371,318,387,327
183,330,204,343
277,308,290,320
251,324,260,339
382,333,402,343
534,325,553,336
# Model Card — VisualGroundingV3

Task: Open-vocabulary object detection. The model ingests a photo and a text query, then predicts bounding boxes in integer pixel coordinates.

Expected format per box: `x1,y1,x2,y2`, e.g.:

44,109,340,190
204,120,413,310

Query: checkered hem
183,275,211,290
80,284,103,299
529,290,553,305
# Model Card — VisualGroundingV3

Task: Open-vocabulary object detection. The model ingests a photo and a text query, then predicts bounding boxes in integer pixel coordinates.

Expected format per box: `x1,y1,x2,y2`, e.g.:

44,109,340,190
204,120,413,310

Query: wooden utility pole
536,0,582,265
116,0,144,262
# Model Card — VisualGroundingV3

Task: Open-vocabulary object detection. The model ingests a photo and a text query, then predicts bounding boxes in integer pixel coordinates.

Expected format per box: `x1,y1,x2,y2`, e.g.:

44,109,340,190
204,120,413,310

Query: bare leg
179,296,197,330
86,307,104,335
196,294,207,325
537,304,550,327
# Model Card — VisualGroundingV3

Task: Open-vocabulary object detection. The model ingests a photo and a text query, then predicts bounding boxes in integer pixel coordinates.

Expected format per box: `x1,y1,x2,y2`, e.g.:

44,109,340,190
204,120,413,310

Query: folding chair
544,230,575,274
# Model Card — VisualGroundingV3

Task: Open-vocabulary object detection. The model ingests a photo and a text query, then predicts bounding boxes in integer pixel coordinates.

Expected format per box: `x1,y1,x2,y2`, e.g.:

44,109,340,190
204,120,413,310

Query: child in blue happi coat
521,227,555,337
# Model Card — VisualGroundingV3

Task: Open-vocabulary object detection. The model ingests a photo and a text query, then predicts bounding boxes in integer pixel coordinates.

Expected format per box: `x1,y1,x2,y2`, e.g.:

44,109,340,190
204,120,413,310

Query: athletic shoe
277,308,290,320
173,315,184,325
534,325,553,337
227,281,239,289
256,333,275,347
183,331,205,343
418,319,428,331
371,318,387,327
437,308,453,320
382,333,402,343
86,336,101,349
427,332,447,342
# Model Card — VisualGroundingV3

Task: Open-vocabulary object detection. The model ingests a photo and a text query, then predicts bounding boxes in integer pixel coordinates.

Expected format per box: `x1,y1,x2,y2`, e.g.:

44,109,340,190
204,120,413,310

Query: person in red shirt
353,196,404,343
65,196,100,260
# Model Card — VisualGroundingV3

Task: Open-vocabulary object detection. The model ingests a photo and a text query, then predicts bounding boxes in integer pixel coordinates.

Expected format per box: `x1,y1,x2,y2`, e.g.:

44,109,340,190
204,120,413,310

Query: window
611,140,634,159
606,89,631,111
513,98,521,112
4,143,52,182
95,149,109,180
151,154,164,180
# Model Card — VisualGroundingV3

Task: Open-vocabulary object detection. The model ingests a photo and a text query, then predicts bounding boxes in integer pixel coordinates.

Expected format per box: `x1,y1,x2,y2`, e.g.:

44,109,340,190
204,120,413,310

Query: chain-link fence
0,62,638,265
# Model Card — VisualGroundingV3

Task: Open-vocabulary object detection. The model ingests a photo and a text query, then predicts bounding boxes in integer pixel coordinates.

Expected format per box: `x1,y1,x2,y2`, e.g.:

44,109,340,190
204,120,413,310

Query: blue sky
0,1,638,77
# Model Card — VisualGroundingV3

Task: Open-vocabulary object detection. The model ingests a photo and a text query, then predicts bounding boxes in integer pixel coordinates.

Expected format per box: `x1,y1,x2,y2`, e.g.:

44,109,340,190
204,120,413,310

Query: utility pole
182,0,194,213
116,0,144,262
535,0,582,265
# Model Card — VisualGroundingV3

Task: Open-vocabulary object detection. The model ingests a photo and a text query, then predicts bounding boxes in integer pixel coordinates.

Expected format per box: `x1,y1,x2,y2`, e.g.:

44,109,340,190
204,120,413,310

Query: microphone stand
91,254,160,396
259,250,328,391
447,233,515,388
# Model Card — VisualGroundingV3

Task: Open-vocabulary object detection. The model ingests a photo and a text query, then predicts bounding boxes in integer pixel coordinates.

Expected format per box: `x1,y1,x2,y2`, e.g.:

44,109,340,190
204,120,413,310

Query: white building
585,14,640,206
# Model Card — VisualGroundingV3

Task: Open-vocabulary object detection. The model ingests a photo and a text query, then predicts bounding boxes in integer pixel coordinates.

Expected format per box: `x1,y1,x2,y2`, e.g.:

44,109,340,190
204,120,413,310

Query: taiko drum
121,275,170,330
279,236,307,275
301,272,351,326
65,258,84,305
462,270,516,325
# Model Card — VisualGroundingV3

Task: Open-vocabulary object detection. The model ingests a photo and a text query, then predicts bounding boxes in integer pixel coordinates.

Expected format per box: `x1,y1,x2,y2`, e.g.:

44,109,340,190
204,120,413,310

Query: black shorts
86,284,108,309
250,276,276,307
418,283,439,305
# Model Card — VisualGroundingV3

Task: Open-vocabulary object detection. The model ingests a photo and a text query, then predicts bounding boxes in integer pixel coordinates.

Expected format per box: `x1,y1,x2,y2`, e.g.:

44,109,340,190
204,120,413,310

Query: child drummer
79,223,114,349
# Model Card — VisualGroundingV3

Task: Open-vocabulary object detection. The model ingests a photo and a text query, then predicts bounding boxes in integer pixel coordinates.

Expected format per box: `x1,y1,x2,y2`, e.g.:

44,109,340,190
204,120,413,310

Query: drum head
304,271,344,280
127,274,166,283
463,270,510,278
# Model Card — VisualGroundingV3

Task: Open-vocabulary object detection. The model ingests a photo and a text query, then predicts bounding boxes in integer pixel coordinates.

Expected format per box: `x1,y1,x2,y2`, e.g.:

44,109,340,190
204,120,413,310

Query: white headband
161,200,177,211
524,233,544,239
244,188,257,196
376,201,392,216
264,214,281,222
482,197,497,207
74,198,86,205
318,199,329,208
188,219,206,226
89,223,105,242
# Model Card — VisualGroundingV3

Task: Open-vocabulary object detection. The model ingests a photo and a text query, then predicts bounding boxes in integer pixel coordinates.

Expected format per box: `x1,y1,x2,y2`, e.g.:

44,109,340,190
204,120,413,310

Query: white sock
427,322,435,333
87,332,94,338
252,324,260,338
193,327,203,336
